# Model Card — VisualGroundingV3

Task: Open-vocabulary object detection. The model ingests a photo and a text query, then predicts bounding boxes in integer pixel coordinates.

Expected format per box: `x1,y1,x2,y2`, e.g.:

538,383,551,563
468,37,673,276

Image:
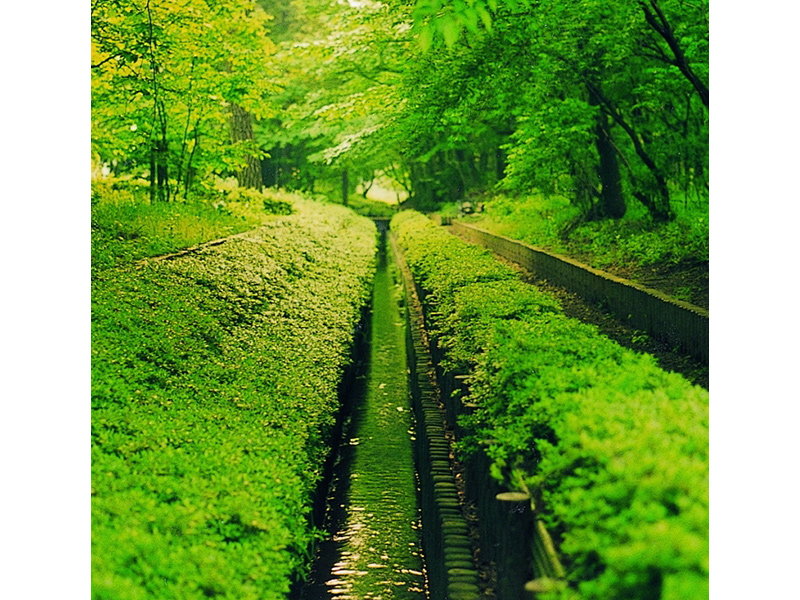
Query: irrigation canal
300,231,428,600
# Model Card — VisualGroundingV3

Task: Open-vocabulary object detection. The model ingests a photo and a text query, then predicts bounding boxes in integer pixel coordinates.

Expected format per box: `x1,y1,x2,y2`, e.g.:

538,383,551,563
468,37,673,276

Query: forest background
2,2,798,599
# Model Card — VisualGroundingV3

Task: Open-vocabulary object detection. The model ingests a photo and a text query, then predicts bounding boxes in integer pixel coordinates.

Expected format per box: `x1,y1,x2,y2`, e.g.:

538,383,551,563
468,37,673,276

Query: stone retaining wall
451,222,709,364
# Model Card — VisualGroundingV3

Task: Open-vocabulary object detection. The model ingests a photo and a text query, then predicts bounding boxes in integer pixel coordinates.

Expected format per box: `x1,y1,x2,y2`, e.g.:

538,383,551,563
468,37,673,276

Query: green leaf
459,7,480,34
437,14,462,48
419,24,434,51
476,5,493,31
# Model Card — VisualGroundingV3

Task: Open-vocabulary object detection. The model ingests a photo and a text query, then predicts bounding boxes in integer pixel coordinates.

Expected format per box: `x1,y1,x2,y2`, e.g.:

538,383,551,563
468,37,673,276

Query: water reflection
300,241,427,600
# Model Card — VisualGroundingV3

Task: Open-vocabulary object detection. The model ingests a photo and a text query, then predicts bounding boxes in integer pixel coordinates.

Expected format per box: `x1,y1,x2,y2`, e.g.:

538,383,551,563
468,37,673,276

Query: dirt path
514,260,708,388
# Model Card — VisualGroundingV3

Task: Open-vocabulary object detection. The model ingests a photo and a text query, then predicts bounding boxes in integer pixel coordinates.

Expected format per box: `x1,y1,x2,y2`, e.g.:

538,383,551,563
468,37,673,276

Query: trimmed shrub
391,210,709,600
92,198,377,599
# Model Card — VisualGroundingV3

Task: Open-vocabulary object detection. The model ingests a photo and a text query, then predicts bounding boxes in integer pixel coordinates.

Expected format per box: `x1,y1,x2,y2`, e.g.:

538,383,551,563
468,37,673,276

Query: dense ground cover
92,193,377,599
392,210,709,600
91,178,294,272
444,194,709,308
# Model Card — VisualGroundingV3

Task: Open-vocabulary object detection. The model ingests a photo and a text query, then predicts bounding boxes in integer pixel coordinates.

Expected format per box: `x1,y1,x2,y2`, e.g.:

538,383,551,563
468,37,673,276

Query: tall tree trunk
183,124,200,200
150,137,170,202
145,0,168,203
587,82,674,222
261,147,279,188
156,137,169,202
409,162,434,209
453,148,478,195
361,173,375,199
152,99,170,202
595,127,625,218
229,103,263,189
495,145,507,182
587,84,625,219
149,142,157,204
175,57,196,197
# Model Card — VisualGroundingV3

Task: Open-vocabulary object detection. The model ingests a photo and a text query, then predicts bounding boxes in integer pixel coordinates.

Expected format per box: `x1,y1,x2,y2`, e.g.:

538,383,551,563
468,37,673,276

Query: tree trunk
495,145,507,182
594,114,625,218
149,142,157,204
587,85,625,219
229,103,263,189
409,162,434,209
453,148,479,195
149,137,169,202
261,147,279,188
361,175,374,199
156,136,169,202
587,82,674,222
183,125,200,200
151,100,170,202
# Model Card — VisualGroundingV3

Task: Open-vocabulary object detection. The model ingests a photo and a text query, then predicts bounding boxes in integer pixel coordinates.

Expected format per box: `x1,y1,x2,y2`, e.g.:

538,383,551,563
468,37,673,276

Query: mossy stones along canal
301,236,427,599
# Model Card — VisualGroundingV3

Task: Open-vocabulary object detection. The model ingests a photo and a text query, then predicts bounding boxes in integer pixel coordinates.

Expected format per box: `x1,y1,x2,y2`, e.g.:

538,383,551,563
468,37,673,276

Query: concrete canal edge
390,231,481,600
449,221,709,364
390,232,567,600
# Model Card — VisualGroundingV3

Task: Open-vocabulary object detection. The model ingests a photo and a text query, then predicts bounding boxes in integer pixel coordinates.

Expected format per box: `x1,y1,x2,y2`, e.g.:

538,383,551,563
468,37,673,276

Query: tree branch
639,0,708,108
586,81,674,220
639,37,676,66
91,54,121,69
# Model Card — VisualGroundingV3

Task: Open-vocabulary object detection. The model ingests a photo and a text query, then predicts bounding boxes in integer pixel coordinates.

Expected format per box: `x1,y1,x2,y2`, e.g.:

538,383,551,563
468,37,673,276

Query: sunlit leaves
418,22,434,51
255,0,412,191
412,0,530,49
392,209,709,599
92,196,377,597
91,0,280,184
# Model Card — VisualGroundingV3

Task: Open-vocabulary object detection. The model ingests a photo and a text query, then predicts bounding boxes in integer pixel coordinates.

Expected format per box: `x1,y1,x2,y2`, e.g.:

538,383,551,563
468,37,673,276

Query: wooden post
496,492,534,600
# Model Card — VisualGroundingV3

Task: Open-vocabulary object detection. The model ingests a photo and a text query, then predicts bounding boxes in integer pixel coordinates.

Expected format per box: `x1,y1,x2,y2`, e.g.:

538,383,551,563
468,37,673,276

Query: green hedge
391,210,709,600
92,198,377,599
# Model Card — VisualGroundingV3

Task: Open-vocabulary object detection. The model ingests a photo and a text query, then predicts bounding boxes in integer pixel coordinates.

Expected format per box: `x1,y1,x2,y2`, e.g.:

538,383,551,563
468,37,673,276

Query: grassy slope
90,180,296,272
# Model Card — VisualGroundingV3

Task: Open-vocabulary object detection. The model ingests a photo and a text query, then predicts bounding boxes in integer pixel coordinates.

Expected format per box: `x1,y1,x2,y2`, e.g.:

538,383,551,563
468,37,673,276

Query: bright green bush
394,210,519,312
391,210,709,600
439,279,561,373
92,197,377,599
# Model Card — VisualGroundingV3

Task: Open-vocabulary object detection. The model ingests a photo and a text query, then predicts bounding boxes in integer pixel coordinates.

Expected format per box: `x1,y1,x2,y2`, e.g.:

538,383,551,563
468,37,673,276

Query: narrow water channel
300,233,427,600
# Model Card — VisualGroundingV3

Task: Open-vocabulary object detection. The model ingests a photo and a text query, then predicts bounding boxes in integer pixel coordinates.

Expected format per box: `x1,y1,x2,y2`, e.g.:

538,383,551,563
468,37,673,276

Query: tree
91,0,279,198
405,0,708,221
255,0,413,202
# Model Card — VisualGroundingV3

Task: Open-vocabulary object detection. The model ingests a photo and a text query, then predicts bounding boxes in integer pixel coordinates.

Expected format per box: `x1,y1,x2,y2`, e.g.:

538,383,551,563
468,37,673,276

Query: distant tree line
92,0,708,222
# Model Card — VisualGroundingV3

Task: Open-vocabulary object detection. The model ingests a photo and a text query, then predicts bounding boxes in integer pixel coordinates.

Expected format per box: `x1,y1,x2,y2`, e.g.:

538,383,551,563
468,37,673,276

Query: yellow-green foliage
91,179,295,271
391,210,709,600
92,198,377,599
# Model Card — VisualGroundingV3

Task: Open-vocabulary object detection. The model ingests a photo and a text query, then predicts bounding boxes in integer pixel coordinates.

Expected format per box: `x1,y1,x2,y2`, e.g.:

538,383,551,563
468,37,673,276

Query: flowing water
300,236,428,600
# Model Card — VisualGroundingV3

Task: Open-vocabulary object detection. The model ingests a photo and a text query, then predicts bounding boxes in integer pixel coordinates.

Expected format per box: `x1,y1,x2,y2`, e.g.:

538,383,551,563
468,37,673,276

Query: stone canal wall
393,233,482,600
450,221,709,364
391,232,565,600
